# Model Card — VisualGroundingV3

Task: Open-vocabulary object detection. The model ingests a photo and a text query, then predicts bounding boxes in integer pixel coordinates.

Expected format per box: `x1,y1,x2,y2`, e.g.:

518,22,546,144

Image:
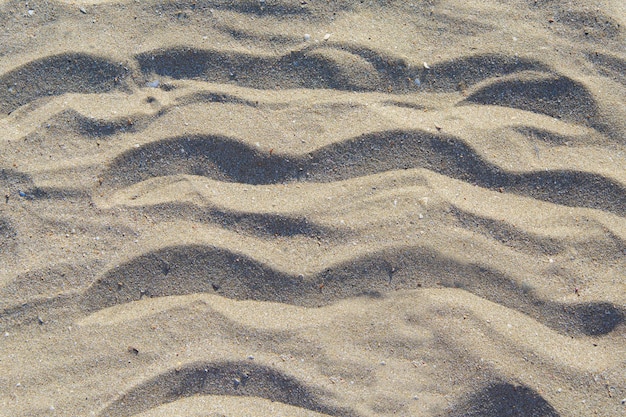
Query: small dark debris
128,346,139,355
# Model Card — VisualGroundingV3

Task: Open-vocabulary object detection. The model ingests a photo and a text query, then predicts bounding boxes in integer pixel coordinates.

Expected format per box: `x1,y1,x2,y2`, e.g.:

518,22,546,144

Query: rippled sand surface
1,1,625,416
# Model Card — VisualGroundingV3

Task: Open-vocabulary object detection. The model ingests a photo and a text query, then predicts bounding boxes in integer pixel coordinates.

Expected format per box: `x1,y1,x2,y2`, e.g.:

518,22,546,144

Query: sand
0,0,625,416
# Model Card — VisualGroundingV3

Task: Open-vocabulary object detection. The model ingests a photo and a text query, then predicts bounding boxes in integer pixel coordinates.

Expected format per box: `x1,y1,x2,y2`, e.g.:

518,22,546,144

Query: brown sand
0,0,625,416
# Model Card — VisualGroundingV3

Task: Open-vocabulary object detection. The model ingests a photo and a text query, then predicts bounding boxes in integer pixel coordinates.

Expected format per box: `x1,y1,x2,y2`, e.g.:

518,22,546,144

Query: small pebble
303,33,311,41
323,33,331,41
146,80,160,88
79,7,87,14
27,9,34,16
423,62,431,69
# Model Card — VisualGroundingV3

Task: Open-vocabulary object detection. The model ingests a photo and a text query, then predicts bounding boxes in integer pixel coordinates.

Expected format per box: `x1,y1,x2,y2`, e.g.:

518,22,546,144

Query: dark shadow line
101,131,626,216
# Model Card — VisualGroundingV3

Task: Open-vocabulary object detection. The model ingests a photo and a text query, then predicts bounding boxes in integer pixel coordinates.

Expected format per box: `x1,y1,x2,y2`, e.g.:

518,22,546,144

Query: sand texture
1,0,625,416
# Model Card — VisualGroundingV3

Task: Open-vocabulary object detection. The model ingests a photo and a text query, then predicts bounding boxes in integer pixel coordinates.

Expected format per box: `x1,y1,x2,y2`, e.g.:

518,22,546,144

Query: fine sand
1,1,625,416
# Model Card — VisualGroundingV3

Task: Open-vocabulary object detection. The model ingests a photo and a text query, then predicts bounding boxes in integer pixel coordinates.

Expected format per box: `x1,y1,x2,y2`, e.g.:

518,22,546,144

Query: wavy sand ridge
0,1,625,416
